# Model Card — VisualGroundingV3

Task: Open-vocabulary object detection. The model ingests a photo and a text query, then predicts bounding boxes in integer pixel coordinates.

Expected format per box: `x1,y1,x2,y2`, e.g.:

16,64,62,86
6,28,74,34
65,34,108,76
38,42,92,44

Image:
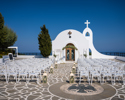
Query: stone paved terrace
0,62,125,100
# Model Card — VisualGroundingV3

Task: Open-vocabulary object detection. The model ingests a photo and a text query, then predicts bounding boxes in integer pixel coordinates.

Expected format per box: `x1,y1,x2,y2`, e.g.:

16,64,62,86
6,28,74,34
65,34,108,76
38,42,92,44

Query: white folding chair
18,65,28,83
91,65,102,84
7,63,17,83
114,65,124,85
0,63,8,83
28,65,41,84
101,65,112,84
79,65,90,84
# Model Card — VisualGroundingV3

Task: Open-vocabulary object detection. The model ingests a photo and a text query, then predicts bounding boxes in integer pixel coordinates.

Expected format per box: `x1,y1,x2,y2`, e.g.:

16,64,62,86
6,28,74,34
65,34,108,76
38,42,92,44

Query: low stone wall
17,55,35,58
0,58,3,63
2,55,9,62
115,56,125,62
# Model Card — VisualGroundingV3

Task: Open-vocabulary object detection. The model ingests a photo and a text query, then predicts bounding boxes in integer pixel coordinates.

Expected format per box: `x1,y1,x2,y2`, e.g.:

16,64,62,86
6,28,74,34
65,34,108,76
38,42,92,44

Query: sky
0,0,125,53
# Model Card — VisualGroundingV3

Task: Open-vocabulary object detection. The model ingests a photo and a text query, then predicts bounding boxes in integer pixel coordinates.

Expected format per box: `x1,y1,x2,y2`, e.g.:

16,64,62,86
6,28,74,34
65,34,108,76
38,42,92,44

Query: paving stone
16,87,24,90
119,95,125,99
33,93,42,95
22,92,31,96
21,89,28,93
20,98,25,100
49,83,54,85
9,92,22,97
42,92,51,95
1,91,8,96
43,88,48,91
35,98,43,100
27,95,39,100
27,85,36,88
37,88,44,92
36,90,43,92
9,95,21,99
16,84,24,88
111,96,123,100
52,96,60,100
60,99,66,100
6,85,14,88
0,88,6,91
42,96,51,100
120,88,125,91
0,98,8,100
6,89,17,93
28,88,38,92
113,85,122,89
42,84,49,88
0,85,5,87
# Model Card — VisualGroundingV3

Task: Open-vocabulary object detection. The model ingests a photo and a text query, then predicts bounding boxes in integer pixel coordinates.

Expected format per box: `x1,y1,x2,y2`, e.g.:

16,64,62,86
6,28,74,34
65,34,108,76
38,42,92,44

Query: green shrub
84,54,87,58
53,54,57,58
0,55,2,58
89,52,91,55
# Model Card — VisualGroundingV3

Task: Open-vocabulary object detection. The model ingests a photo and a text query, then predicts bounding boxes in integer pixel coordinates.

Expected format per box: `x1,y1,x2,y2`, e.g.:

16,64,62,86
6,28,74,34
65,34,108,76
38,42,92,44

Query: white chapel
52,20,114,63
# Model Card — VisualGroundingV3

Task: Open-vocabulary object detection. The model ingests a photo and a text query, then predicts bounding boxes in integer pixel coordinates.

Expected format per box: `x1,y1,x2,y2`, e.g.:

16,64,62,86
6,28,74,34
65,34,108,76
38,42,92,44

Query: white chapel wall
83,22,115,59
52,20,116,62
52,29,89,63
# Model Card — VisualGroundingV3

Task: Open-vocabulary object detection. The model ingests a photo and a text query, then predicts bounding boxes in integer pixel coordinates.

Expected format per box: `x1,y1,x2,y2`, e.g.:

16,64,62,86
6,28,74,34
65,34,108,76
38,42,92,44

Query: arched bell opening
85,32,90,36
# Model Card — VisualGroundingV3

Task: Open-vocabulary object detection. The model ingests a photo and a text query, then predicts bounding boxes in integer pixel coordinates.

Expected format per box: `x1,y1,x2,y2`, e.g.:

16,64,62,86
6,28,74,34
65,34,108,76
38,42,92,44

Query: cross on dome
84,20,90,28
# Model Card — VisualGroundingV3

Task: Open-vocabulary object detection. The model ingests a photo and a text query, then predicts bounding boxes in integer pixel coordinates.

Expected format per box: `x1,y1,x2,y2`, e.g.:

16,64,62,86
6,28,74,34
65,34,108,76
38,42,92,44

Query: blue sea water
19,52,52,56
19,52,125,57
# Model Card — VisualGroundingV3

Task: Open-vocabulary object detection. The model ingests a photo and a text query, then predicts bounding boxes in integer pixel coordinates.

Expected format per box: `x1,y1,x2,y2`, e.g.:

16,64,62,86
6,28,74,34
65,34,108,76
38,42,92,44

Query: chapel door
66,48,75,61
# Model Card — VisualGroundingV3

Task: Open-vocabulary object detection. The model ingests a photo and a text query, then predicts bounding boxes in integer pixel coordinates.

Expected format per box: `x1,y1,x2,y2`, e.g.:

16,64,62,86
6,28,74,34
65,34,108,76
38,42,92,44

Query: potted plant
53,54,57,58
84,54,87,58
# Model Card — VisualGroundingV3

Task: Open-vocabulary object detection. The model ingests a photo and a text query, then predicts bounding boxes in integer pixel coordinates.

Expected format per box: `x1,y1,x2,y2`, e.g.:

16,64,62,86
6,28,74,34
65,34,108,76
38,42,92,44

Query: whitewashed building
52,20,114,63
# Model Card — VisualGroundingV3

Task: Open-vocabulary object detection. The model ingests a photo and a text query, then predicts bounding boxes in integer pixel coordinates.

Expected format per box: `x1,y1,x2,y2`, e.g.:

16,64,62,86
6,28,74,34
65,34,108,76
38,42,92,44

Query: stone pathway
0,63,125,100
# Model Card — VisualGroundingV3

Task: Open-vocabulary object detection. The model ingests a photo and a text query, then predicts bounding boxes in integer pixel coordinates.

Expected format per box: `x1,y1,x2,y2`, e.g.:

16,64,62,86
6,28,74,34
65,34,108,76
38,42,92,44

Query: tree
3,26,17,48
0,13,7,50
0,13,4,29
38,25,52,57
0,13,17,50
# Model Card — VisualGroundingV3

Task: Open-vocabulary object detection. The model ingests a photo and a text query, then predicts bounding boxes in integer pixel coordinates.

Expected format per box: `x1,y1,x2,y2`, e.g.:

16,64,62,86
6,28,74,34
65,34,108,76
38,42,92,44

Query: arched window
89,48,92,56
85,32,90,36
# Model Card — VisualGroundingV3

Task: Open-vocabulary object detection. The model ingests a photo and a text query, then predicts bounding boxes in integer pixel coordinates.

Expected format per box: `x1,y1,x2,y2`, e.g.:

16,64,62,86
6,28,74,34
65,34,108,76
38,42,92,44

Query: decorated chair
8,53,15,61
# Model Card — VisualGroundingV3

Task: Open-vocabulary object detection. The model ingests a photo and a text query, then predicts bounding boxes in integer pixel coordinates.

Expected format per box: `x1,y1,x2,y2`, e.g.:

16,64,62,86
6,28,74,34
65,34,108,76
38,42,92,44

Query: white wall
52,24,117,62
52,29,89,63
115,56,125,62
83,27,115,59
18,55,35,58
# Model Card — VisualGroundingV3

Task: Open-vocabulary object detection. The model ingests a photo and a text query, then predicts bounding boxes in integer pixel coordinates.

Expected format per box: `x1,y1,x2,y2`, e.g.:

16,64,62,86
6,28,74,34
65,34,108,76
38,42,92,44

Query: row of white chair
0,57,55,84
77,57,125,85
